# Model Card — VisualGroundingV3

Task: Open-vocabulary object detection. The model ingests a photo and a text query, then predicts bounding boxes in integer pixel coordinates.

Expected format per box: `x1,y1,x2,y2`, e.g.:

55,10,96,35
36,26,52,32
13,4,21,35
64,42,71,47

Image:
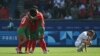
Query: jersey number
21,18,26,24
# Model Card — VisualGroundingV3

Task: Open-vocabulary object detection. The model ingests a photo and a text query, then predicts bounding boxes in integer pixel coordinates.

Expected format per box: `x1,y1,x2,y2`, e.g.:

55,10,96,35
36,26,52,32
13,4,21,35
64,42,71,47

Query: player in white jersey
75,30,95,52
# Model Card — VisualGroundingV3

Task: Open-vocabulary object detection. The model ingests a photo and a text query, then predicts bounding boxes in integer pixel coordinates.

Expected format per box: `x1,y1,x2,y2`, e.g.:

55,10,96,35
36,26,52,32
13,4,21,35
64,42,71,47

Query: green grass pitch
0,47,100,56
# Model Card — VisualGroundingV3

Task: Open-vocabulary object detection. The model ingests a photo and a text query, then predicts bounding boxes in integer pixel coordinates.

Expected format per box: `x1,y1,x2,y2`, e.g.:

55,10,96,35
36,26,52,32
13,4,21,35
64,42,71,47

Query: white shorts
75,41,82,47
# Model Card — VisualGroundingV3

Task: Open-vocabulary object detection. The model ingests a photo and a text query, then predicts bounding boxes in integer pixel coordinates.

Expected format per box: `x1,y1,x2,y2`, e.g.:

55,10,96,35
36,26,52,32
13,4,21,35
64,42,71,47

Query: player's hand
84,39,91,45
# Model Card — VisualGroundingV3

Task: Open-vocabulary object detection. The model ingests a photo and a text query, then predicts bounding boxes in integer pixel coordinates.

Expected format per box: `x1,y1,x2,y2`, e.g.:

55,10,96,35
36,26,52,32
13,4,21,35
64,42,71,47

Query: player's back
19,15,29,28
75,31,88,46
76,31,88,42
36,11,45,27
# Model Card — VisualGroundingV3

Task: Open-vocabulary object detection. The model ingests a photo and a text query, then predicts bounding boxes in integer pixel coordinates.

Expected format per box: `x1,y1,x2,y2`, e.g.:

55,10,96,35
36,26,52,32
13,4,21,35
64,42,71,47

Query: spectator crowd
0,0,100,20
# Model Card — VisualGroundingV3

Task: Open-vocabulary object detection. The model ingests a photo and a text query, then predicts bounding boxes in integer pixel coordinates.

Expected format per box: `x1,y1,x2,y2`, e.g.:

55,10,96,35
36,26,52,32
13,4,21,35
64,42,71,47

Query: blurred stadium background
0,0,100,56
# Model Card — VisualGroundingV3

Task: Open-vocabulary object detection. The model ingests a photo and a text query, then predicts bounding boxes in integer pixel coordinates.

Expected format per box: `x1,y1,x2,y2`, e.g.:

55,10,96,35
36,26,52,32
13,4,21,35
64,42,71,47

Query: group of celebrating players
16,6,48,54
16,6,96,54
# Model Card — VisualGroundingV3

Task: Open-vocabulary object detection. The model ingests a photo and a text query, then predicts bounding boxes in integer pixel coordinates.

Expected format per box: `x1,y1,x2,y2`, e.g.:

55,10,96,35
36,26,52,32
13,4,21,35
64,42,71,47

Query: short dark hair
88,30,95,35
29,8,37,17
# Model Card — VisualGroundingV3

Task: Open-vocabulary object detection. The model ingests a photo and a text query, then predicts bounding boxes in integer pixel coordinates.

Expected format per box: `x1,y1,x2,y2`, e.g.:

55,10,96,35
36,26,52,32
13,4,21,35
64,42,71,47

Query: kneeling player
75,30,95,52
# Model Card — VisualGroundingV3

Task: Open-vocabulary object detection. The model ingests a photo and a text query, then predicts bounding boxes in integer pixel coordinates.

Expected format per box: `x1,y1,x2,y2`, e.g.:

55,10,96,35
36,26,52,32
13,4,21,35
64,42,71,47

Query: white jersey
75,31,91,47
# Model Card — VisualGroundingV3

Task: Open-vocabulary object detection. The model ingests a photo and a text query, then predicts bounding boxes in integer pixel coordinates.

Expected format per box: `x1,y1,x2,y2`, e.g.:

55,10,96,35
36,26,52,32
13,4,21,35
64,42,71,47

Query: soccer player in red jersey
16,8,37,54
17,6,48,54
27,7,48,54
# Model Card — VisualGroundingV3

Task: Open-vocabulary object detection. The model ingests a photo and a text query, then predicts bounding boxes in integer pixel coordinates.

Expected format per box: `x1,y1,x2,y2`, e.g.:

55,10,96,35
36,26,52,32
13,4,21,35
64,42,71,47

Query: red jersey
19,11,45,32
36,11,45,28
29,11,45,32
19,15,37,32
19,15,29,28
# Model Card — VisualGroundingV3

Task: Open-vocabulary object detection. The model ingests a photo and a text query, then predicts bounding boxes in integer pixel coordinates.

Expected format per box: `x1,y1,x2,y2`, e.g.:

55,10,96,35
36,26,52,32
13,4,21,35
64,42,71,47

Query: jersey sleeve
37,13,43,20
21,17,27,25
37,13,45,27
19,17,28,28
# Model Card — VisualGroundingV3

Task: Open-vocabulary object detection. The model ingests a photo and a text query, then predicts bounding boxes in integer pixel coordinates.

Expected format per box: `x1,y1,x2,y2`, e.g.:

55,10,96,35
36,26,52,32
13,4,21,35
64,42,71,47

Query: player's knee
75,42,81,47
38,39,44,43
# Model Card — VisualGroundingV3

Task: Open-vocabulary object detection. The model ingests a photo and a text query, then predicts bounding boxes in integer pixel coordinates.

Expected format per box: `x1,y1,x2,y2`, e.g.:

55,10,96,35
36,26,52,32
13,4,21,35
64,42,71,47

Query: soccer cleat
43,50,49,54
29,51,34,54
25,51,30,54
77,48,83,52
16,48,23,54
43,51,47,54
17,52,23,54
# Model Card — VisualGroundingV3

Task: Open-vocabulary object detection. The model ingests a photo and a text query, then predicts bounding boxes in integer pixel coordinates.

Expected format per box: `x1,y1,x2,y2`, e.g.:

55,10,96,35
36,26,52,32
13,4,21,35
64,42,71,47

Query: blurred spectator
71,5,79,19
43,9,52,19
38,0,46,12
45,0,53,10
0,5,9,20
0,0,3,6
14,9,20,19
64,0,73,20
33,0,39,7
78,4,87,19
95,1,100,16
80,0,88,5
97,4,100,15
52,0,66,19
87,0,95,20
0,0,99,20
1,17,15,30
0,0,11,7
3,0,9,7
7,17,14,30
96,4,100,15
64,14,72,20
24,0,34,10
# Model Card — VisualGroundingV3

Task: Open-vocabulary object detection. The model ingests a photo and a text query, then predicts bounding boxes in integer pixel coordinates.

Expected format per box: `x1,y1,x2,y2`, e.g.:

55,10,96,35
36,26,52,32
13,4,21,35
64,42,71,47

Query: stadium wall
0,20,100,47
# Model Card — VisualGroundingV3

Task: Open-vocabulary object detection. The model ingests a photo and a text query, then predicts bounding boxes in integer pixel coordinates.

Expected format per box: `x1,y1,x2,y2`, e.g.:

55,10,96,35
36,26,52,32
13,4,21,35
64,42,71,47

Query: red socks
17,44,22,52
39,39,47,51
31,40,36,52
17,38,47,53
25,40,29,52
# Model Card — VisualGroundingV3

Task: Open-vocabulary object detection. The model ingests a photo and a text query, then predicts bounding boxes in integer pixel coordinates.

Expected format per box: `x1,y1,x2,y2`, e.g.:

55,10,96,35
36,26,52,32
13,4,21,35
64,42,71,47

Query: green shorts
17,27,30,39
37,27,44,37
29,27,44,40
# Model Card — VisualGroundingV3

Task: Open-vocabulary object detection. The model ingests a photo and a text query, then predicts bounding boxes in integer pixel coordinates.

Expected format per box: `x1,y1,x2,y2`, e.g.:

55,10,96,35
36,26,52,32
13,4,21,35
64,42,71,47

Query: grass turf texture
0,47,100,56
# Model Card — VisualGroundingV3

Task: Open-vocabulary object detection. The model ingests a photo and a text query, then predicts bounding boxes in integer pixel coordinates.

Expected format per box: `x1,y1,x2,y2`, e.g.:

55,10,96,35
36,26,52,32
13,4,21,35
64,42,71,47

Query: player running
75,30,95,52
